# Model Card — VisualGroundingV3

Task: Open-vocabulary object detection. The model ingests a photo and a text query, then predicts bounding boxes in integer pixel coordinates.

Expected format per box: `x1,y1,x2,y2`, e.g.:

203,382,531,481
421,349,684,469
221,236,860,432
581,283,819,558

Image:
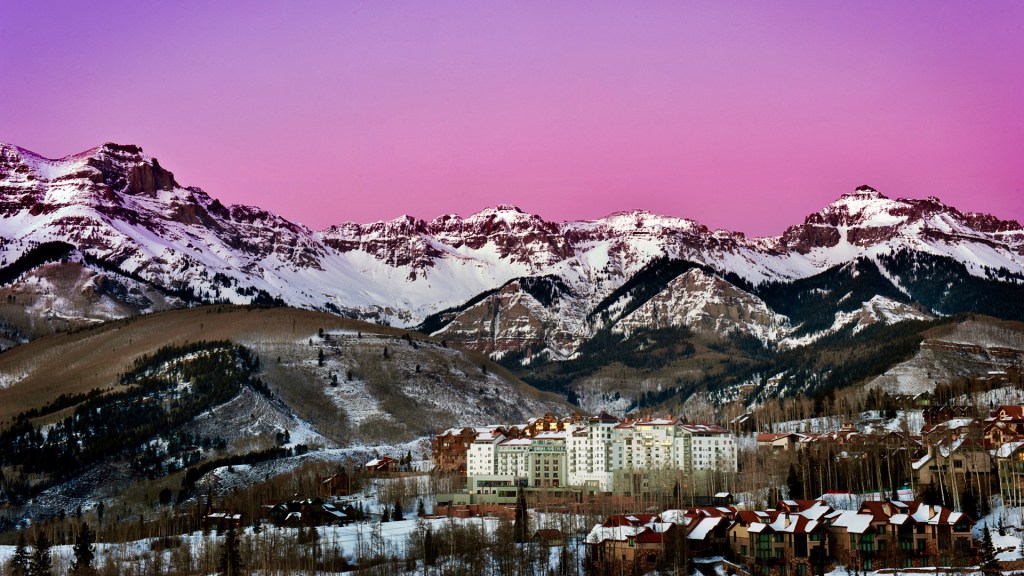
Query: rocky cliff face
611,268,790,344
2,142,1022,356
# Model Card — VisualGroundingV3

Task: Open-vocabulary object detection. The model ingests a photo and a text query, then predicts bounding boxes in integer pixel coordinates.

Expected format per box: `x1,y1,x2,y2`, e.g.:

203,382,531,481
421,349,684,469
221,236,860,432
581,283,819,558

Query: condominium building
454,411,737,494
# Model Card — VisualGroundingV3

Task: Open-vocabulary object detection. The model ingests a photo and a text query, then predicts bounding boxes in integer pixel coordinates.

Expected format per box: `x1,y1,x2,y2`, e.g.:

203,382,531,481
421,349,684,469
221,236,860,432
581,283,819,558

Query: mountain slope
0,306,568,436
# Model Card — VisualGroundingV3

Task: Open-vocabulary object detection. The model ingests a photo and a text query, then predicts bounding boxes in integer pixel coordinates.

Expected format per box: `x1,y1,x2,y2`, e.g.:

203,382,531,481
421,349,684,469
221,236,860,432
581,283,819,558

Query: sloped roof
996,440,1024,458
994,406,1024,420
828,511,873,534
687,517,723,540
680,423,730,434
751,513,821,535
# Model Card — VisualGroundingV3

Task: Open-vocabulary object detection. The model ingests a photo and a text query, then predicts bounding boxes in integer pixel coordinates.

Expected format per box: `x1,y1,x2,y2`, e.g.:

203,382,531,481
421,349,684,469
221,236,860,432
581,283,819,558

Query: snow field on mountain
3,144,1024,361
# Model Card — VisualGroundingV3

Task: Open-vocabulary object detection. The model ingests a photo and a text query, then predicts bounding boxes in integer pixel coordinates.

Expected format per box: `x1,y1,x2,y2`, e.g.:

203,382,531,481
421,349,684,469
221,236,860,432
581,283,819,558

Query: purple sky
2,1,1022,235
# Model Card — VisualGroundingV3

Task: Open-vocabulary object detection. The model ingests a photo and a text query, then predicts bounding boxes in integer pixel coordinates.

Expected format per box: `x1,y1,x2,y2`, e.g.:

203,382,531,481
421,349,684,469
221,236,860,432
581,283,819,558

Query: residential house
736,505,831,576
320,470,355,497
826,500,974,570
757,432,804,452
585,513,680,574
996,440,1024,505
266,498,351,527
533,529,565,547
365,456,399,475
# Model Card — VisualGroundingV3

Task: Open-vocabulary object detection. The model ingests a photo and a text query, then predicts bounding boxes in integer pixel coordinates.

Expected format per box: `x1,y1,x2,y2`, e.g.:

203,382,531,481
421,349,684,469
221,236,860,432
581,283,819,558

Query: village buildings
585,499,975,575
436,412,737,495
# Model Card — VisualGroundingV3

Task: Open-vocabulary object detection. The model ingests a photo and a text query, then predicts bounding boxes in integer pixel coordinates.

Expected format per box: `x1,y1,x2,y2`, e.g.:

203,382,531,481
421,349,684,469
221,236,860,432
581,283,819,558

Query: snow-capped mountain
610,268,791,344
2,143,1022,357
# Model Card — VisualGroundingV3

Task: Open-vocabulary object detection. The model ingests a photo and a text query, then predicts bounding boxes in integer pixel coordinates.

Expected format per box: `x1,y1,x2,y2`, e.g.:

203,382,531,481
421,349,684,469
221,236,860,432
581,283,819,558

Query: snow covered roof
206,512,242,520
751,513,820,534
912,452,932,470
680,423,730,434
639,417,678,426
828,511,873,533
943,418,975,429
659,510,691,525
910,504,966,526
533,431,567,440
996,440,1024,458
687,517,723,540
938,435,967,457
799,502,833,521
499,438,533,447
587,521,671,544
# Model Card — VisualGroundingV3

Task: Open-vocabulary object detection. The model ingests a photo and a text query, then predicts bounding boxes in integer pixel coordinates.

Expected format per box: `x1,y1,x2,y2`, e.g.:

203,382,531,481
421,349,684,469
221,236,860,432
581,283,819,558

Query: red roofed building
585,513,683,574
826,500,975,570
365,456,398,475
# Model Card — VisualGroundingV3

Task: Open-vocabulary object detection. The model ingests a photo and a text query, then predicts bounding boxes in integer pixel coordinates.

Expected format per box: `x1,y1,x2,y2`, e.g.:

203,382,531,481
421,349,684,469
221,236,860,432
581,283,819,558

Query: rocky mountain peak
2,141,1022,353
84,142,177,197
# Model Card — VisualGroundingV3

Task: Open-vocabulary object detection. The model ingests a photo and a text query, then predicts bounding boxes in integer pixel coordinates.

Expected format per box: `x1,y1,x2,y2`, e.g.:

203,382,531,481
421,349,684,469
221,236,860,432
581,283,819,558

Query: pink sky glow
1,1,1022,236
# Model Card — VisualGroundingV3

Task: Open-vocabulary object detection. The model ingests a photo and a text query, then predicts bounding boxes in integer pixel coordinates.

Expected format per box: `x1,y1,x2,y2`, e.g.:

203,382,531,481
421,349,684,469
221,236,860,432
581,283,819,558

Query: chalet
826,500,974,570
726,501,832,576
365,456,399,475
730,412,756,433
985,405,1024,450
923,405,974,426
757,432,803,452
685,513,731,558
689,492,736,507
204,510,243,531
745,512,830,576
533,529,565,547
267,498,351,527
911,436,992,499
585,514,680,574
996,440,1024,505
320,470,355,497
816,422,866,445
824,510,879,570
920,417,982,446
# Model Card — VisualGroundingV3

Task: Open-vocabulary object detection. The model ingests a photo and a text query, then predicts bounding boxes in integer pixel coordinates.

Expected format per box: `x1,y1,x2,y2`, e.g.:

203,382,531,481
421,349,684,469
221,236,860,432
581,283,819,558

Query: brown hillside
0,305,566,427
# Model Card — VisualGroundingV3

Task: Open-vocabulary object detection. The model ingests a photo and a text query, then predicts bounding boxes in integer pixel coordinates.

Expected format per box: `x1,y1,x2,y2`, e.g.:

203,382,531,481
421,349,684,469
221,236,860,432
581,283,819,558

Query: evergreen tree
217,524,244,576
381,504,390,522
423,526,439,566
787,464,804,500
393,500,404,521
417,499,426,518
69,521,96,575
982,524,998,575
513,489,529,543
11,532,29,576
960,483,979,519
29,531,52,576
